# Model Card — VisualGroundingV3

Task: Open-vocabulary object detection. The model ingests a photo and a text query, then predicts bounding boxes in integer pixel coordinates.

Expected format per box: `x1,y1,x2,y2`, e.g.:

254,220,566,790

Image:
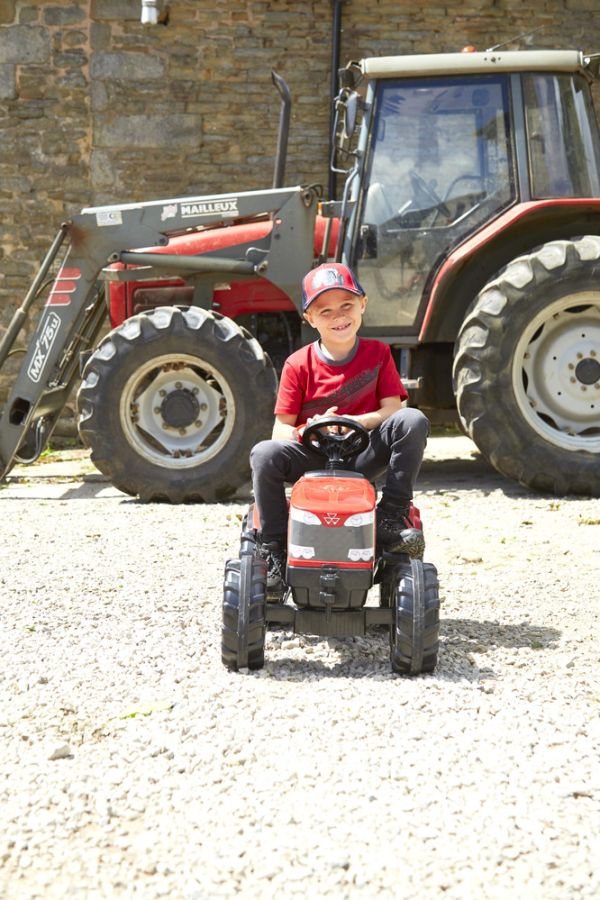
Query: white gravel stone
47,744,73,761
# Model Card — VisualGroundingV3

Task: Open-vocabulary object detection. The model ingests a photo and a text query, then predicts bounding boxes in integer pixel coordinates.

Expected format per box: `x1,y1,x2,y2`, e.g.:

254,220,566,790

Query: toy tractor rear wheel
77,306,277,502
222,554,267,671
454,236,600,496
389,559,440,675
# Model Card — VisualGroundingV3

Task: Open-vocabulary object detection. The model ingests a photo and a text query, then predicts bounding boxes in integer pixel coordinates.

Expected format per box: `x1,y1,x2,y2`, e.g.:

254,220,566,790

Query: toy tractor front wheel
222,554,267,671
388,559,440,675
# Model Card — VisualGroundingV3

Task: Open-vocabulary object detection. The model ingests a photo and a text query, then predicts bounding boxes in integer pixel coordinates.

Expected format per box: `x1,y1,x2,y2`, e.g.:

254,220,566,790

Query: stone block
94,113,202,150
90,148,117,188
43,5,85,26
0,25,50,63
14,70,51,99
90,79,109,111
90,51,165,81
52,49,87,70
0,0,15,25
0,63,15,99
62,30,87,48
90,22,111,50
17,5,38,25
90,0,143,21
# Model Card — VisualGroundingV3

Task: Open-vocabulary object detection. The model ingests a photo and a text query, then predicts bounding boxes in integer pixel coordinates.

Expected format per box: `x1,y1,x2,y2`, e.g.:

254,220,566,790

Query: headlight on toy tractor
344,511,375,527
290,508,321,525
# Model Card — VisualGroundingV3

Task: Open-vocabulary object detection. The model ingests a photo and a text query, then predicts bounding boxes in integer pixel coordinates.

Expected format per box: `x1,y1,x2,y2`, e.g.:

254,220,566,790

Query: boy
250,262,429,593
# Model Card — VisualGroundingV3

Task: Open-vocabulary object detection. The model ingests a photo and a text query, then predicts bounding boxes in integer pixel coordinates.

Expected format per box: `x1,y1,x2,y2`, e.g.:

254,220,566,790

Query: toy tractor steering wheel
302,416,370,465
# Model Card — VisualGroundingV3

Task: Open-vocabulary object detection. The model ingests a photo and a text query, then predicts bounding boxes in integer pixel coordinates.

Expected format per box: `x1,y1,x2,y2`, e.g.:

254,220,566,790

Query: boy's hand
306,406,348,434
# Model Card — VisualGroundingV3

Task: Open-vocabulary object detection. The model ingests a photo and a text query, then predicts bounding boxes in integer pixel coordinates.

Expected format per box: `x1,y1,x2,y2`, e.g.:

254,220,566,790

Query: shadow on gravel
263,617,561,682
418,455,529,497
435,618,562,683
442,617,561,650
5,454,586,505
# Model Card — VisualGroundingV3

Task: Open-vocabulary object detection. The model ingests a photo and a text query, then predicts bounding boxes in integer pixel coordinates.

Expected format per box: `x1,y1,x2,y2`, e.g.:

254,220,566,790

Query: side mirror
340,90,359,141
331,89,361,177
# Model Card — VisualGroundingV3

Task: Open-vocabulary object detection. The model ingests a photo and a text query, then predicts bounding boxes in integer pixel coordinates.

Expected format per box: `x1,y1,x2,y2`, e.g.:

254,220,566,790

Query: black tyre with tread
389,559,440,676
77,306,277,502
222,555,266,671
453,237,600,497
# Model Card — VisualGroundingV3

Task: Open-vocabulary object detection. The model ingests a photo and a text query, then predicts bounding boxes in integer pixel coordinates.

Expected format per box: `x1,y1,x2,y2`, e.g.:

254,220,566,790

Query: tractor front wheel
77,307,277,502
453,237,600,496
389,559,440,676
222,555,267,671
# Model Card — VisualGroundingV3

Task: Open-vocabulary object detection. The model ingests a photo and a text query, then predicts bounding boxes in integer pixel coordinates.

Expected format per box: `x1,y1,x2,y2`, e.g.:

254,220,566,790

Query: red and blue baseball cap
301,262,365,312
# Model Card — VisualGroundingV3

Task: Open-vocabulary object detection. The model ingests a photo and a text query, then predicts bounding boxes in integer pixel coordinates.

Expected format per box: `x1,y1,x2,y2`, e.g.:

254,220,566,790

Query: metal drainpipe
328,0,345,202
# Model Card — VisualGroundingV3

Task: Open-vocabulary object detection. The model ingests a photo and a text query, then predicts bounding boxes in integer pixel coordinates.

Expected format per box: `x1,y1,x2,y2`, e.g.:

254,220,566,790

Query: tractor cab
334,50,600,337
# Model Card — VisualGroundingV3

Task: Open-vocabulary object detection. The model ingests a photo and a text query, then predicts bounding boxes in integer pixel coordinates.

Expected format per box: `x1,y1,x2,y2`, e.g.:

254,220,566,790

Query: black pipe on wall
328,0,345,201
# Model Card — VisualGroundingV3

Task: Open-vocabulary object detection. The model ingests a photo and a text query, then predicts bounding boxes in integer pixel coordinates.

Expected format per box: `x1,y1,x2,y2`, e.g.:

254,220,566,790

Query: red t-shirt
275,338,408,425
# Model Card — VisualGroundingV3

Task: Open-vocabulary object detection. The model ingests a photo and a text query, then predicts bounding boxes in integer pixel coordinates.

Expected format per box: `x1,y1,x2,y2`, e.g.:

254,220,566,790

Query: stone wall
1,0,600,395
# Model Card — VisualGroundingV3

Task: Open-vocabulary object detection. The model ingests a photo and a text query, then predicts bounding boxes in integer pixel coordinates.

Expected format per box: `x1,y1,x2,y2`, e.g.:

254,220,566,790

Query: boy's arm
273,399,403,439
272,406,341,441
272,413,299,441
344,395,403,431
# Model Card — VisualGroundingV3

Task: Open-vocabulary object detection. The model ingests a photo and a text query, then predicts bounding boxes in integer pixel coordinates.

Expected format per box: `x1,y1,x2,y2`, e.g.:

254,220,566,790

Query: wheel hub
575,356,600,386
120,356,235,468
160,388,200,429
514,294,600,451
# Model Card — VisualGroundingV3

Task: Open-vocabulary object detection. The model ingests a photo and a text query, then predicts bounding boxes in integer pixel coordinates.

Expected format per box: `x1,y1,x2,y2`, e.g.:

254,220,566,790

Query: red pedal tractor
222,417,440,675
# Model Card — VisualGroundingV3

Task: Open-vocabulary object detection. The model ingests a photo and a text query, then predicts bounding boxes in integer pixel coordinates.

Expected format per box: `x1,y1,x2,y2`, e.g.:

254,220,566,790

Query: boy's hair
302,263,364,312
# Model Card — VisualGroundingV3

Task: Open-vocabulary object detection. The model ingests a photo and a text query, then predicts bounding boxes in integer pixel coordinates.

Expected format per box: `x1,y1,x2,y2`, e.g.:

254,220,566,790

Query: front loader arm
0,185,318,479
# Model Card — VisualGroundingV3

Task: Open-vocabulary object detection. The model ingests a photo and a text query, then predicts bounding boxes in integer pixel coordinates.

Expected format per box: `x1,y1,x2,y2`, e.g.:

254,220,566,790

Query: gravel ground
0,436,598,899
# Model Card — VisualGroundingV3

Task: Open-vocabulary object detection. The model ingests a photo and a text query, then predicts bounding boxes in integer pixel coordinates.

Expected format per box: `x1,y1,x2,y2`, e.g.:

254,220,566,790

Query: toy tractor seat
222,417,440,675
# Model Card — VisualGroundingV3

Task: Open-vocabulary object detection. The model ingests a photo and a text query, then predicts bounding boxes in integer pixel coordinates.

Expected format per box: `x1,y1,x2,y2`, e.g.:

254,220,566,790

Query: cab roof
360,49,587,80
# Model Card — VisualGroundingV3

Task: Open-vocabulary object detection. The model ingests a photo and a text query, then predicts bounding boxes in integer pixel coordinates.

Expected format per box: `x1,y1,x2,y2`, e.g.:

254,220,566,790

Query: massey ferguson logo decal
27,312,61,384
324,512,341,525
180,199,239,219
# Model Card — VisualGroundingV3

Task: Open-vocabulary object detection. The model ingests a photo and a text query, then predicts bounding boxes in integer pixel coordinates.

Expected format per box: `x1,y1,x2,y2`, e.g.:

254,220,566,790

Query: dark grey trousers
250,407,429,539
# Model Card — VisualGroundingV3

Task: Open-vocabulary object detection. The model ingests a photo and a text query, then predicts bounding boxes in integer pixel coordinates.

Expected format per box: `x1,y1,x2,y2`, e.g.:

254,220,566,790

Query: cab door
351,75,516,336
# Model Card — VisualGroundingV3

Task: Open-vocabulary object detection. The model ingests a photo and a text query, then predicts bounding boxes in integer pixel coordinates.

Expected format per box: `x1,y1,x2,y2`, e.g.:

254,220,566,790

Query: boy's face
304,289,367,345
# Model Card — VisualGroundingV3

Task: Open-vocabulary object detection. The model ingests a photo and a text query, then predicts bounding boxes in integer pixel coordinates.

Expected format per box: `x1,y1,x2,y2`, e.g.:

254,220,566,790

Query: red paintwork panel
251,503,261,531
408,504,421,530
287,558,373,570
420,198,600,340
108,214,340,327
290,476,376,517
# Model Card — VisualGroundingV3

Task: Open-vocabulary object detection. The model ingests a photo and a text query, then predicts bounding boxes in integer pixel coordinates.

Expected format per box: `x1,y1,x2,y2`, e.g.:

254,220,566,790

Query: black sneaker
258,541,287,597
376,504,425,559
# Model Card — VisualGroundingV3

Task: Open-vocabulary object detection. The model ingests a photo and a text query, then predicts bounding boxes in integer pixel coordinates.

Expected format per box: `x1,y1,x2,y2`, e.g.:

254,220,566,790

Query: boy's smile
304,289,367,358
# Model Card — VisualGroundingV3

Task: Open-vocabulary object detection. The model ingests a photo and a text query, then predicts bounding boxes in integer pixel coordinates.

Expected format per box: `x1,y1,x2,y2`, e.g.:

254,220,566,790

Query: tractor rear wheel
389,559,440,676
453,237,600,496
222,555,267,671
77,307,277,502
